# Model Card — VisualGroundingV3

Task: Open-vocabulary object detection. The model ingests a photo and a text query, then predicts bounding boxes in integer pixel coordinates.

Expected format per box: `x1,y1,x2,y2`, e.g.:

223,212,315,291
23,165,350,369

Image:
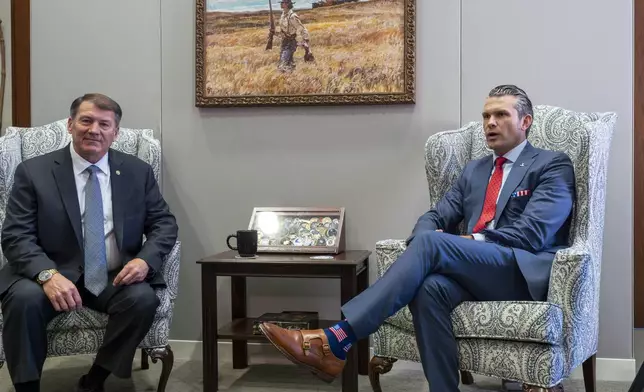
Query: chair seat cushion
47,307,108,331
45,291,172,332
386,300,563,345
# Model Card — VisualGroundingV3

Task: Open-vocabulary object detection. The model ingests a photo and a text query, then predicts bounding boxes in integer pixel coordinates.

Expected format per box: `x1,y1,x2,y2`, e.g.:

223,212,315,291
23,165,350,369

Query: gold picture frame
248,207,345,254
195,0,416,107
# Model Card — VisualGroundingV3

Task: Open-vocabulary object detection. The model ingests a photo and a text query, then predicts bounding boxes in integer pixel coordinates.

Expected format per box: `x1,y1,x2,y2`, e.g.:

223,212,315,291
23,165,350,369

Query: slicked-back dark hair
488,84,533,136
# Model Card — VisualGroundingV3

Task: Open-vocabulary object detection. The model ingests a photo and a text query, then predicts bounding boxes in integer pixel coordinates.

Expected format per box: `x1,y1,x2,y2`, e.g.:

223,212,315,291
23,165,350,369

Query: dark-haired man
0,93,178,392
260,85,576,391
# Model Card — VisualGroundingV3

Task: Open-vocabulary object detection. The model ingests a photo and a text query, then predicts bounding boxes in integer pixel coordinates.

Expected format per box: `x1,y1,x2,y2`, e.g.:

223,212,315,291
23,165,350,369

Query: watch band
37,269,58,284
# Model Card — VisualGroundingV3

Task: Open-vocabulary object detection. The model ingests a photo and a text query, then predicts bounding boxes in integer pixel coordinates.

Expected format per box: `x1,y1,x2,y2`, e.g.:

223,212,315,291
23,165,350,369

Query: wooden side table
197,250,371,392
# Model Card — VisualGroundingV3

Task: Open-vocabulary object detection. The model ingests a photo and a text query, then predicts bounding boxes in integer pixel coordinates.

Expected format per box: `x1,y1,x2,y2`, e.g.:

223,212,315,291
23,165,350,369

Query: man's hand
42,274,82,312
113,258,150,286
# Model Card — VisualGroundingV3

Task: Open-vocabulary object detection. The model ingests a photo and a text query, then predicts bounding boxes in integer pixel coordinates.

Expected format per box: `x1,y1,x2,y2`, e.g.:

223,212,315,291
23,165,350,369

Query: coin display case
248,207,346,254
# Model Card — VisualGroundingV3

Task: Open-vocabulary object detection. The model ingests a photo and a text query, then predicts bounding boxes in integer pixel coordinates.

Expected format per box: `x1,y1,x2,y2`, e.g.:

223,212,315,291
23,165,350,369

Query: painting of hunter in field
195,0,415,107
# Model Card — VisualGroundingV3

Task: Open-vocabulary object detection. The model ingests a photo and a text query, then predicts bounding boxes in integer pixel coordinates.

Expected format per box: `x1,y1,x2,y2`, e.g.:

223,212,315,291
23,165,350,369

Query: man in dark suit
0,93,178,392
260,85,576,391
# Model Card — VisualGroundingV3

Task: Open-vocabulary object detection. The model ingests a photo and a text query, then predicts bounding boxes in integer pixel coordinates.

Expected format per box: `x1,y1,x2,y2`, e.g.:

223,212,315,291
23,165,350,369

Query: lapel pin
520,163,525,167
116,170,121,175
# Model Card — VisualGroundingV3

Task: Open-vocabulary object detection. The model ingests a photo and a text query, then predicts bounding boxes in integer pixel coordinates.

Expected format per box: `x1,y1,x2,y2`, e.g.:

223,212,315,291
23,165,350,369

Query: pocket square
511,189,531,198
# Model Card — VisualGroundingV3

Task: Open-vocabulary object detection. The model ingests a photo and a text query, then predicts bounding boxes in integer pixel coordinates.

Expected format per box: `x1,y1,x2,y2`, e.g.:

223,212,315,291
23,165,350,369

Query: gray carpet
0,352,631,392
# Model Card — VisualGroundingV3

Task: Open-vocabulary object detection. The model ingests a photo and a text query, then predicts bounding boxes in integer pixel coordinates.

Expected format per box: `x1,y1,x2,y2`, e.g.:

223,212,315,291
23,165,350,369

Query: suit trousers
1,272,159,385
341,230,533,392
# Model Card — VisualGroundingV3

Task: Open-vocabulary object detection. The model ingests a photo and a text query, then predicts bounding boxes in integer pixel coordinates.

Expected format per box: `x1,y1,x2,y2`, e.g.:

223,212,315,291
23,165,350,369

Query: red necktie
472,157,508,233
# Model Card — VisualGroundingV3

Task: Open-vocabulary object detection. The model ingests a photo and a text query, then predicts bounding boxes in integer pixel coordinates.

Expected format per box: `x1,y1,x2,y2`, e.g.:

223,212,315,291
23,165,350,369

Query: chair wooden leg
460,370,474,385
368,356,397,392
582,354,596,392
141,348,150,370
523,355,595,392
522,384,564,391
502,379,523,390
147,345,175,392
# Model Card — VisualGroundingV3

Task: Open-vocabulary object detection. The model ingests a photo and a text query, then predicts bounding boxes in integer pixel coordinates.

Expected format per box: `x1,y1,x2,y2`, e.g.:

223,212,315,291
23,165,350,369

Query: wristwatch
37,269,58,285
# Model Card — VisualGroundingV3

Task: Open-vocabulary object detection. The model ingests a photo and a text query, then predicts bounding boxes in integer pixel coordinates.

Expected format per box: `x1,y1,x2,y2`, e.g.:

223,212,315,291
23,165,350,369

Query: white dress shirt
69,144,121,271
472,139,528,241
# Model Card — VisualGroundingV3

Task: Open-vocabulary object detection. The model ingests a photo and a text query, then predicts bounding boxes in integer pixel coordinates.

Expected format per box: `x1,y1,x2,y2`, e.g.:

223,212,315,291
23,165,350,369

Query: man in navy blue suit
260,85,576,391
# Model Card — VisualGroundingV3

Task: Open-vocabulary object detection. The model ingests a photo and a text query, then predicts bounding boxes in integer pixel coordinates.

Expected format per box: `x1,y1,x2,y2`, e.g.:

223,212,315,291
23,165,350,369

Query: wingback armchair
0,119,181,392
368,105,616,391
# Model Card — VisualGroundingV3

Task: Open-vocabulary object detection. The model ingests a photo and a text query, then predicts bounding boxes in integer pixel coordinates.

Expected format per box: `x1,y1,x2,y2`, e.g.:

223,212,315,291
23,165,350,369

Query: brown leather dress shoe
259,322,345,383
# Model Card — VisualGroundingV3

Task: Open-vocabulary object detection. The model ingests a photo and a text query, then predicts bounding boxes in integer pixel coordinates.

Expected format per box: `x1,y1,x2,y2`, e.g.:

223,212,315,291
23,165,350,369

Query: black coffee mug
226,230,258,257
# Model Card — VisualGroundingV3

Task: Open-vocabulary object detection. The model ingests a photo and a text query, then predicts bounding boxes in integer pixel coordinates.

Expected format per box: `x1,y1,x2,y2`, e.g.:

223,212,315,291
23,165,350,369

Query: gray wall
31,0,633,360
31,0,161,130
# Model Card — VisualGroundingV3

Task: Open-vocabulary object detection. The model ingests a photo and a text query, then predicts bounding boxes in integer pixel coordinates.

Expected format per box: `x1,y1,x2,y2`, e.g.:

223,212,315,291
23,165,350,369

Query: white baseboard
569,357,636,382
168,340,637,383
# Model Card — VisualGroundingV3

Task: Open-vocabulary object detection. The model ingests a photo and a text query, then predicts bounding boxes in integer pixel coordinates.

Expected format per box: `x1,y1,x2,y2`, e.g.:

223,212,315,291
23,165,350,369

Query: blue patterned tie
84,165,108,296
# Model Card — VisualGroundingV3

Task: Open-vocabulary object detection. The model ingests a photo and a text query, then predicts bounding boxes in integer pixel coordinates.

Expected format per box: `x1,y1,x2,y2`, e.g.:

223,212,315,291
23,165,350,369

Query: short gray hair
70,93,122,126
488,84,533,135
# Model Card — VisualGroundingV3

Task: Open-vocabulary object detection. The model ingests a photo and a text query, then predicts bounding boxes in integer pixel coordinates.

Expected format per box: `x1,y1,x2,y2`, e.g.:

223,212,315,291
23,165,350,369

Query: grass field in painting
204,0,405,96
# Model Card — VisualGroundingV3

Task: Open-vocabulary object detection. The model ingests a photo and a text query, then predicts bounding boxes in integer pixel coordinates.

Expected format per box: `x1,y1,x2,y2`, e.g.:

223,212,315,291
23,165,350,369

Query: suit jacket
0,145,178,297
407,142,575,301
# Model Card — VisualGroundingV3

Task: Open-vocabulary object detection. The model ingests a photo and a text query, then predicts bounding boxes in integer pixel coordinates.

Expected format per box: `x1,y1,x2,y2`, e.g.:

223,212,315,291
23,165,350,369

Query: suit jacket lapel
493,143,538,224
109,150,126,251
467,157,494,233
53,147,83,249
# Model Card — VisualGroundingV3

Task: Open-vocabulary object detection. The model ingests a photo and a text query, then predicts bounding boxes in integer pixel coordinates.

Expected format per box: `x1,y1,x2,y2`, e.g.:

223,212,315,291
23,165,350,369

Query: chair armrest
547,245,595,310
375,239,407,278
131,240,181,349
159,240,181,300
546,245,598,363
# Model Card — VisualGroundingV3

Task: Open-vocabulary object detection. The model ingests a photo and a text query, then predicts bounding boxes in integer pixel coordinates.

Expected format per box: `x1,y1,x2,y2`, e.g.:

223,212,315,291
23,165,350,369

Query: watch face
39,270,52,282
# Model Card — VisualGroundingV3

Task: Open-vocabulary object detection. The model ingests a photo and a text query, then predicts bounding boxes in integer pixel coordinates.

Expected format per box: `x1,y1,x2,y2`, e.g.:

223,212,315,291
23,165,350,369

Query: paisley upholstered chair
0,119,181,392
369,106,616,391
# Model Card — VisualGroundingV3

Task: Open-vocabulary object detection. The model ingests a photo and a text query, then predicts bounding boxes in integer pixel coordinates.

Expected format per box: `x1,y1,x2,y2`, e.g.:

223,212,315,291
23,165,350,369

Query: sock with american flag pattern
322,320,357,360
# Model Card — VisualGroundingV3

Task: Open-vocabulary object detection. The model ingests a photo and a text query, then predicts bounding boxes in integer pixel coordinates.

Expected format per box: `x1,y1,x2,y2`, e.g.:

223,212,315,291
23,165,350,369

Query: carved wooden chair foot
460,370,474,385
522,384,564,392
140,345,175,392
368,356,397,392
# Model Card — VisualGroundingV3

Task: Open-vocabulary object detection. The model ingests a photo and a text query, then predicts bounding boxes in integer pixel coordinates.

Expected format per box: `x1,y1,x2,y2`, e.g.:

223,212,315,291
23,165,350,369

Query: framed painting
195,0,415,107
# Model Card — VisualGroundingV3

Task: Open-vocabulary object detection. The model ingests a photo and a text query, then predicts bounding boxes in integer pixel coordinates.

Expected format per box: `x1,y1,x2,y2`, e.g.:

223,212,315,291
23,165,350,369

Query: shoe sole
259,324,337,384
